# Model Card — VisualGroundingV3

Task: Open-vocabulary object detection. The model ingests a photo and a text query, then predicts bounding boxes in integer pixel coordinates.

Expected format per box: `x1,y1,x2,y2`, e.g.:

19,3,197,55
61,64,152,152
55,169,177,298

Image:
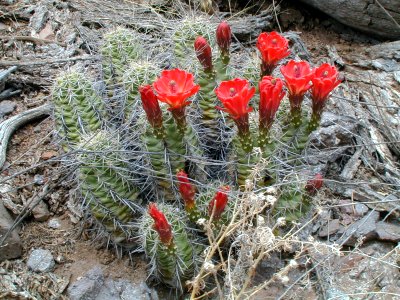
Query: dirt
1,0,399,299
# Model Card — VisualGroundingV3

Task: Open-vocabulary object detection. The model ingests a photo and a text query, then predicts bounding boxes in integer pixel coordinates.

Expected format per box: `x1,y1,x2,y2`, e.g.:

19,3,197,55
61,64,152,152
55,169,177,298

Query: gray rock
48,218,61,229
376,221,400,242
319,219,340,238
27,249,55,272
326,288,350,300
0,100,16,117
67,266,104,300
0,201,22,262
29,5,49,32
337,211,379,246
67,266,157,300
394,71,400,84
33,174,45,185
353,203,368,217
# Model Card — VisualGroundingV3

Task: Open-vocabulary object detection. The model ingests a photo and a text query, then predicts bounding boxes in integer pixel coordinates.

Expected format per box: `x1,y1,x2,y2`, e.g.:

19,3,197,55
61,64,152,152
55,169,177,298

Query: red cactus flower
311,63,342,114
215,78,255,136
257,32,290,76
305,173,323,195
148,203,173,246
177,170,196,211
280,60,314,110
208,186,230,221
153,69,199,129
194,36,213,72
216,21,231,55
259,76,286,132
139,85,163,129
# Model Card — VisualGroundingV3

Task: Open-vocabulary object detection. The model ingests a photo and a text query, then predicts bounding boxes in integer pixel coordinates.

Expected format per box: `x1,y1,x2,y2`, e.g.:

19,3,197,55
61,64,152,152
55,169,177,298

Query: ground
1,0,399,299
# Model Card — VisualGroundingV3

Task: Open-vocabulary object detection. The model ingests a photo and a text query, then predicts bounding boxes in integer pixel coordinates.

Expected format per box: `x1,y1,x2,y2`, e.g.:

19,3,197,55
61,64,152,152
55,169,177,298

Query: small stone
0,202,22,262
27,249,55,272
67,266,104,300
32,200,50,221
319,219,341,237
0,100,16,117
48,218,61,229
394,71,400,84
338,200,354,214
376,221,400,243
354,203,368,217
33,125,41,133
33,174,45,185
326,287,350,300
41,150,57,160
38,22,54,40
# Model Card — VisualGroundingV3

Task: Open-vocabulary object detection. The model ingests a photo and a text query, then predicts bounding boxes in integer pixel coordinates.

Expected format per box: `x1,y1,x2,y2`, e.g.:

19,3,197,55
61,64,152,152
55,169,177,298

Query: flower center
271,78,276,85
271,38,277,45
322,71,329,77
294,65,301,78
169,80,177,93
229,87,236,96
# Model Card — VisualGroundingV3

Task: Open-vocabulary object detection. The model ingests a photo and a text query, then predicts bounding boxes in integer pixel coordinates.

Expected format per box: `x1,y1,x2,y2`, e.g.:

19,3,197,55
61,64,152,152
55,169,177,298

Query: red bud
194,36,213,72
216,21,231,55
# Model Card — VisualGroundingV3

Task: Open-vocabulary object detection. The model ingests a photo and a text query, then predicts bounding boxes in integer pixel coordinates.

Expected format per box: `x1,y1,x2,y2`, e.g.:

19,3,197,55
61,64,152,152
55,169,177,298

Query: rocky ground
1,0,399,299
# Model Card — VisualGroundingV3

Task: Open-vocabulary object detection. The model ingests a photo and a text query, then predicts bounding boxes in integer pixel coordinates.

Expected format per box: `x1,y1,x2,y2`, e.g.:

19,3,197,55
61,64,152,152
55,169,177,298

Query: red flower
305,173,323,195
216,21,231,55
177,170,196,211
257,32,290,76
259,76,285,131
153,69,200,111
139,85,163,129
311,63,342,113
280,60,314,110
148,203,173,246
194,36,213,72
215,78,255,135
208,186,230,221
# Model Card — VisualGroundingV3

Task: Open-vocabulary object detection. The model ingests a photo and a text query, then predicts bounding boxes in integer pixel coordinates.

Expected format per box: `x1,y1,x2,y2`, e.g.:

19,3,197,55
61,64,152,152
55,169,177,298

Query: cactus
123,61,160,121
101,28,143,86
78,131,141,248
52,71,103,150
140,203,200,290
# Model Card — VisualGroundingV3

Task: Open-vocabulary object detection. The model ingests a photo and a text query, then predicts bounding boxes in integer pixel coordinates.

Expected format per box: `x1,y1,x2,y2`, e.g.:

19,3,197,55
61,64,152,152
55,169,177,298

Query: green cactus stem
52,71,103,150
78,131,141,247
142,125,175,201
101,28,143,86
141,204,199,290
164,116,186,176
273,188,310,223
123,61,159,121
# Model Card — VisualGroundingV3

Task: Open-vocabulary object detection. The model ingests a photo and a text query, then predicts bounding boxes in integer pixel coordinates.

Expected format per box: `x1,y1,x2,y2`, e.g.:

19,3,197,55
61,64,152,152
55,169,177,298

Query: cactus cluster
52,20,341,294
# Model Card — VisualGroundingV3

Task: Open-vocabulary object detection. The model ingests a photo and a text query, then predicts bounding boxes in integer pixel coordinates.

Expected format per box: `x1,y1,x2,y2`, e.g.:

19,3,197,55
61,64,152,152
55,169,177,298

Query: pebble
48,218,61,229
375,221,400,243
27,249,55,272
33,174,45,185
0,201,22,262
0,100,16,117
41,150,58,160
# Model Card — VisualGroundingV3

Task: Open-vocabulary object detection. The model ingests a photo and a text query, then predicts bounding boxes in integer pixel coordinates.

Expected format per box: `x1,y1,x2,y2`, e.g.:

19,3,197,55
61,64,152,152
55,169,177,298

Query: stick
0,104,52,169
0,55,101,67
0,35,67,47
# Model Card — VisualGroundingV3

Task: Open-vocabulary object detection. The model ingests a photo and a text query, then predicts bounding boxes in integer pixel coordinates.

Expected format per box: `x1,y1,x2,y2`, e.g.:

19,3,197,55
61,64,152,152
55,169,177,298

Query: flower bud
148,203,173,246
216,21,231,56
177,170,196,211
208,186,230,221
194,36,213,72
139,85,163,129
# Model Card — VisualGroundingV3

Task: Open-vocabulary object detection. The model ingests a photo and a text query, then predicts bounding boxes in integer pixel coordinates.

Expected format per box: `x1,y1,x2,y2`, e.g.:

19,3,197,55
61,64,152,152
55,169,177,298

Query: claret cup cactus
52,18,342,294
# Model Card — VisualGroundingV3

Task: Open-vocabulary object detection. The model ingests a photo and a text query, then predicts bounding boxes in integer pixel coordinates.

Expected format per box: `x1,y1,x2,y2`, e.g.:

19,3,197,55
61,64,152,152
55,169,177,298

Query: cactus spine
78,131,141,247
53,71,103,150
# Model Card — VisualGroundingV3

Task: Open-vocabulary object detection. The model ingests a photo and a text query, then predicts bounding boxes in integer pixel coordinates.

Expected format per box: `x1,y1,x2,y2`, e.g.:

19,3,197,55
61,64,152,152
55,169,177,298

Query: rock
353,203,368,217
33,174,45,185
38,22,54,40
48,218,61,229
394,71,400,84
32,200,50,221
29,5,49,32
325,288,350,300
318,219,340,237
27,249,55,272
41,150,57,160
376,221,400,242
0,100,16,117
337,211,379,246
0,201,22,262
67,266,157,300
67,266,104,300
298,0,400,39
